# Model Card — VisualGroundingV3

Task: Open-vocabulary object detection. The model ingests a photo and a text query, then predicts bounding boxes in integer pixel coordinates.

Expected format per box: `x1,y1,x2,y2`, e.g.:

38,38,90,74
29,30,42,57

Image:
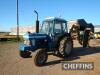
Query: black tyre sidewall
59,37,73,57
63,38,73,57
34,49,48,66
20,51,31,58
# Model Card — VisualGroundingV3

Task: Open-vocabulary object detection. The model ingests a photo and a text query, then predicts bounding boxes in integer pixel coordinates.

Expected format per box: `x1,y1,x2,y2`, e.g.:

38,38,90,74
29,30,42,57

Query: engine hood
23,32,49,40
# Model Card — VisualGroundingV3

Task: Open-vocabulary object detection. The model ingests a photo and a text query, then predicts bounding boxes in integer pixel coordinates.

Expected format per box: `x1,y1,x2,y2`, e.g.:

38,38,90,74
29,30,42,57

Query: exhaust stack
34,10,39,33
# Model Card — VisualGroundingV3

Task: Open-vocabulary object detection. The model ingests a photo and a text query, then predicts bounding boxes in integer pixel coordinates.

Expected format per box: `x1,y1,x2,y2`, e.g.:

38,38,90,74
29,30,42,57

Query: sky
0,0,100,31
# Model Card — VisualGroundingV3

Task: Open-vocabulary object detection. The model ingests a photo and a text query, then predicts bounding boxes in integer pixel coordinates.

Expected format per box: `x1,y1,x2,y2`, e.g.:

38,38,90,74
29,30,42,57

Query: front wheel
58,37,73,57
34,49,48,66
20,51,31,58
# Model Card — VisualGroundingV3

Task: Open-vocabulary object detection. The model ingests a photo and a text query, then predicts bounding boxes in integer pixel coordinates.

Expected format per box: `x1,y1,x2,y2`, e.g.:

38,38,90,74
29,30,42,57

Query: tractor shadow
44,46,100,66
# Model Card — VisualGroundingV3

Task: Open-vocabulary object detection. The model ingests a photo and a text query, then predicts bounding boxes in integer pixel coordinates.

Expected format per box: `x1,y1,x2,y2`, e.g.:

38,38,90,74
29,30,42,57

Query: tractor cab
40,17,69,48
40,17,68,35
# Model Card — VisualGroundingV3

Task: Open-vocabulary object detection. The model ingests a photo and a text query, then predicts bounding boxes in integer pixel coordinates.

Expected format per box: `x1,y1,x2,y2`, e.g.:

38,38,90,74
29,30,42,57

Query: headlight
24,40,31,46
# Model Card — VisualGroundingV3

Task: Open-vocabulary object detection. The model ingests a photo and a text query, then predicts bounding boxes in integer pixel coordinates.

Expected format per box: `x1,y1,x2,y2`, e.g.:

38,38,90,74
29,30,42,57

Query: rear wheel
34,49,48,66
58,37,73,57
20,51,31,58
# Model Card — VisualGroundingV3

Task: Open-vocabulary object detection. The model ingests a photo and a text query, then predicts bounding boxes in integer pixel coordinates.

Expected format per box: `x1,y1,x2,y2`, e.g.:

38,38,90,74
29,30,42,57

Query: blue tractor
19,11,73,66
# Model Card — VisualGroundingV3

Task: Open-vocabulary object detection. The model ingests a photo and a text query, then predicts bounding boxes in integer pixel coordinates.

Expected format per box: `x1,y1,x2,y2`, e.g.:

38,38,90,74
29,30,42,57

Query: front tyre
59,37,73,57
34,49,48,66
20,51,31,58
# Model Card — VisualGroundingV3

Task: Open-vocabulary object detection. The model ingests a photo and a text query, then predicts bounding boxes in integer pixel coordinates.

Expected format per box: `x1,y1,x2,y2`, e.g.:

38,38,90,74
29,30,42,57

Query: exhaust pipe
34,10,39,33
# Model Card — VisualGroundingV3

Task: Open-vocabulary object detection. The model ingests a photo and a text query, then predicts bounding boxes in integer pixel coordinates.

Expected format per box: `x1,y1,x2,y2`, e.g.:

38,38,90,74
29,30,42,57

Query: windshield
40,21,53,33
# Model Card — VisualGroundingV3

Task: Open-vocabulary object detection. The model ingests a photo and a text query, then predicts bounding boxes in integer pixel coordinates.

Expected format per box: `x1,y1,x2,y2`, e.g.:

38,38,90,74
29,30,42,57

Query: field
0,39,100,75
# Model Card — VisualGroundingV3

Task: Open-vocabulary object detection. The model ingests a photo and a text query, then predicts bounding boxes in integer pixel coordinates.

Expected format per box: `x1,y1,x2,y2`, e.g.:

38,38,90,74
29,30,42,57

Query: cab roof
44,17,67,22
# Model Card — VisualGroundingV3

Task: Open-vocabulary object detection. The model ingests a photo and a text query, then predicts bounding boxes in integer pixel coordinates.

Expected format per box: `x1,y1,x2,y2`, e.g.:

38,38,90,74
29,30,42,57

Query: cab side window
62,22,67,32
54,22,62,33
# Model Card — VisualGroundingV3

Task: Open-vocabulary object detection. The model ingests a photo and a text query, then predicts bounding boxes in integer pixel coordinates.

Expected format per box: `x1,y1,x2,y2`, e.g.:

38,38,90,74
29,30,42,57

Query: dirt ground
0,39,100,75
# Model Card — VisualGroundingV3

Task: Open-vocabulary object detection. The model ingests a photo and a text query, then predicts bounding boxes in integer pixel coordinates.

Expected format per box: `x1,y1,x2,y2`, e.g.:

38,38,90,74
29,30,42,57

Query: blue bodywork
19,32,54,51
19,17,68,52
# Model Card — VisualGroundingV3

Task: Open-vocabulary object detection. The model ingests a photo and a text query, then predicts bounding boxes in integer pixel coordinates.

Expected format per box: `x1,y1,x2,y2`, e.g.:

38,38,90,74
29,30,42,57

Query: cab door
53,21,65,48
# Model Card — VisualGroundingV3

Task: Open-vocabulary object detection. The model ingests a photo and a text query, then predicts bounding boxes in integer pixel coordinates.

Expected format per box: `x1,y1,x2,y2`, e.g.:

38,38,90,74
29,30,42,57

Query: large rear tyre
20,51,31,58
34,49,48,66
58,37,73,57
